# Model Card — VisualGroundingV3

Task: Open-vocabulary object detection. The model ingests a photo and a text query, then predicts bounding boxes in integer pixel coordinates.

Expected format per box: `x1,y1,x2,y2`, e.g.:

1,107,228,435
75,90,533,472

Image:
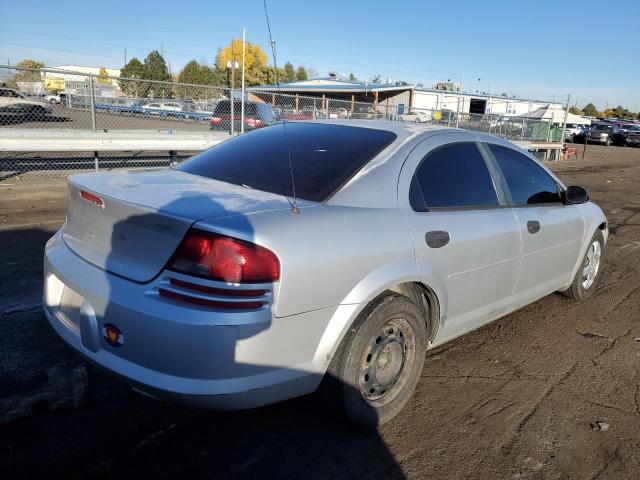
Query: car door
484,142,584,303
398,132,522,342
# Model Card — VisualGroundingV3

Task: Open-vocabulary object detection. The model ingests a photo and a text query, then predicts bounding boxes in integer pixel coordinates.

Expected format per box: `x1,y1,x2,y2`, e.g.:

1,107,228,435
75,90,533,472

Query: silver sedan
43,120,607,426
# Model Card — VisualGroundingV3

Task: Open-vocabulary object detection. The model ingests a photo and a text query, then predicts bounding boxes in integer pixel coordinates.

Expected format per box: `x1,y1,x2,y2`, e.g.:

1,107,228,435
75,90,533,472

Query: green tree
582,103,598,117
348,72,357,81
97,67,110,85
15,59,44,82
143,50,171,98
175,60,225,99
282,62,295,82
296,66,308,81
613,105,633,119
569,106,583,115
119,58,145,97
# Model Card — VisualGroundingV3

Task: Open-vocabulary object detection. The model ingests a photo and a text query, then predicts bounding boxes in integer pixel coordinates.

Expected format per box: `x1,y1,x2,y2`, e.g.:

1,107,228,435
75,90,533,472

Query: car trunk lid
62,169,299,282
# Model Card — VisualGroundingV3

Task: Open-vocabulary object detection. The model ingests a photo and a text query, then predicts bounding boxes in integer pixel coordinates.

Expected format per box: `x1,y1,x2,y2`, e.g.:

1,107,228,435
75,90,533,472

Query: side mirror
563,185,589,205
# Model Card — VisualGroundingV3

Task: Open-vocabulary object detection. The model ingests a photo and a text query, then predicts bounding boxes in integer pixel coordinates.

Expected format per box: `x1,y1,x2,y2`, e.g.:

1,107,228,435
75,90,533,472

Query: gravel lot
1,143,639,479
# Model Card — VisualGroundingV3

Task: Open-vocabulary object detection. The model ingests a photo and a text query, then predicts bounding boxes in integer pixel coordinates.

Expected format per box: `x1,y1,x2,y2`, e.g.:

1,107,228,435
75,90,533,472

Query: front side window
410,142,499,210
488,144,560,205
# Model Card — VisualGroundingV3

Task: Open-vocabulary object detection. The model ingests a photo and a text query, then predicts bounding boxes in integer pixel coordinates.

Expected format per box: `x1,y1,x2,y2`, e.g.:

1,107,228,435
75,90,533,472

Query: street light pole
241,28,246,134
230,38,235,135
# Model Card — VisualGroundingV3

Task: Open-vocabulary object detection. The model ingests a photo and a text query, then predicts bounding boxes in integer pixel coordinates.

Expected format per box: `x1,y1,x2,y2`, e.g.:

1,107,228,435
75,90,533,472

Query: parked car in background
571,125,591,144
44,94,62,104
44,120,607,427
564,124,589,142
0,87,52,115
398,110,431,123
350,105,377,119
613,125,640,147
276,107,315,121
210,100,279,131
141,102,185,114
587,123,616,145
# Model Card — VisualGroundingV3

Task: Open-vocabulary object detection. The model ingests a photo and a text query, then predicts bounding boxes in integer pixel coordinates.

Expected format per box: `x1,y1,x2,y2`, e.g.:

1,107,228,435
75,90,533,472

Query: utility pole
241,28,246,133
230,38,236,135
560,93,571,161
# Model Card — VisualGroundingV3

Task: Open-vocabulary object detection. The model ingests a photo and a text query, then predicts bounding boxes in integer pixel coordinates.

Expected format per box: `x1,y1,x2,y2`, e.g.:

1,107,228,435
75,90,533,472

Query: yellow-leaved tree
216,40,269,87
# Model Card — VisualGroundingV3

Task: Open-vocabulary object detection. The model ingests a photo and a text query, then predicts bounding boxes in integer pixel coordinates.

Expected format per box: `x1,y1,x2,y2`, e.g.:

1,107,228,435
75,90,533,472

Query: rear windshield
214,101,258,116
176,123,397,202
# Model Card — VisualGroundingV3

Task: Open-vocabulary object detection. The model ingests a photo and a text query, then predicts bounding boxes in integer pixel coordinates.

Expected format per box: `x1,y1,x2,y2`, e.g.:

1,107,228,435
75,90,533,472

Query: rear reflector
168,230,280,283
169,278,265,297
159,288,263,310
80,190,104,208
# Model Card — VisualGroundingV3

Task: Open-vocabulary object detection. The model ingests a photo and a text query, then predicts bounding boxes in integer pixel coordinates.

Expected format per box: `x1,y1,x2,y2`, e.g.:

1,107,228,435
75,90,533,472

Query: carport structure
247,79,414,116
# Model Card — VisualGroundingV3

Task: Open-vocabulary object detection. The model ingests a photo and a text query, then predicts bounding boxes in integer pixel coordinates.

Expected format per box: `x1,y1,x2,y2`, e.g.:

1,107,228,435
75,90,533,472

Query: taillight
245,117,262,127
168,230,280,283
80,189,104,208
211,117,222,124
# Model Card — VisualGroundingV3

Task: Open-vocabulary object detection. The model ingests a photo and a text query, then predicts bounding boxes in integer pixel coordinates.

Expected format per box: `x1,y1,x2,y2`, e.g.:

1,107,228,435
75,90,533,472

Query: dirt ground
1,143,639,479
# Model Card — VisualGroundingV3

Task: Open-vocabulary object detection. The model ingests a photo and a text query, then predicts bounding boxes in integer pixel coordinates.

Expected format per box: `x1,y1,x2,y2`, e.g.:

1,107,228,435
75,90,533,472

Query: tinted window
410,142,498,210
488,144,560,205
177,123,397,202
214,100,258,116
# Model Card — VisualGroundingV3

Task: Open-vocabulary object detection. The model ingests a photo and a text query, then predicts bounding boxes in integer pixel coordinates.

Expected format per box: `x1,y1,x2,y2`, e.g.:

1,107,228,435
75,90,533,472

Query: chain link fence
0,65,558,181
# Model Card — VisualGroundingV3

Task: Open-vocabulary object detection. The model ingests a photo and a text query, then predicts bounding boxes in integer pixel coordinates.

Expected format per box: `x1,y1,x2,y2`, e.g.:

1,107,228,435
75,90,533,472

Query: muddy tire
321,294,428,427
562,230,605,300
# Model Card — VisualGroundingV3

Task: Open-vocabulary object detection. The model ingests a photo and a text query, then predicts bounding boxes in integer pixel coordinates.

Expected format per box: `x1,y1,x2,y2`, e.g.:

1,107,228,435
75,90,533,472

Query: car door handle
527,220,541,234
425,230,450,248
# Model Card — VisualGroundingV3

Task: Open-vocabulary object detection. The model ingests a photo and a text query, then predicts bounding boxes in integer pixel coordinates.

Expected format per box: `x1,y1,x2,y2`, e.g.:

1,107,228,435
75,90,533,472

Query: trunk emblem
102,323,124,347
80,190,104,208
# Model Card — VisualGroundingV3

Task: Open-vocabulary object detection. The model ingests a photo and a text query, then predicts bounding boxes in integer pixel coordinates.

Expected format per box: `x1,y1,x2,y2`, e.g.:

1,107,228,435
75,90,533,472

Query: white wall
412,90,554,115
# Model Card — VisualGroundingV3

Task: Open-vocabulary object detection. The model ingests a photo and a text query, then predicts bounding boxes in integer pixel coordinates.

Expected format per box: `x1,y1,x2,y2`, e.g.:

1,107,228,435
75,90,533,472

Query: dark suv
210,100,279,132
586,123,616,146
613,125,640,147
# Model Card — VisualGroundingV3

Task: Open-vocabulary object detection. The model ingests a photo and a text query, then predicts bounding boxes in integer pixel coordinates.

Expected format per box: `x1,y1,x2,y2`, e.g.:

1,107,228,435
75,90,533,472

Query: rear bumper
43,230,334,409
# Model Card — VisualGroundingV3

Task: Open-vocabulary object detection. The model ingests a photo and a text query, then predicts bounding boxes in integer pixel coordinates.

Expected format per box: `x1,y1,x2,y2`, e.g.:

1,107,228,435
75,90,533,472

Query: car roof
297,119,452,141
316,120,538,208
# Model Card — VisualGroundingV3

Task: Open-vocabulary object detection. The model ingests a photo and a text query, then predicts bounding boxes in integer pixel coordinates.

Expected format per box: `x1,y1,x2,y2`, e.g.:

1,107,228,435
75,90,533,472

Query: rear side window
410,142,499,210
177,123,397,202
488,144,561,205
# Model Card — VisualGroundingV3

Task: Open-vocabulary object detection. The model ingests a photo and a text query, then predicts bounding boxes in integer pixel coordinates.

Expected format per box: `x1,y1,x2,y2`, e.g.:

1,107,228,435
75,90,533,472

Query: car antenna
263,0,299,214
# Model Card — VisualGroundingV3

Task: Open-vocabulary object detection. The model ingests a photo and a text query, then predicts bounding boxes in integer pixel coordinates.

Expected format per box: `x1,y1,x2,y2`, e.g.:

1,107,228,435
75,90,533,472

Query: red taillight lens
168,230,280,283
211,117,222,124
80,189,104,207
245,117,262,126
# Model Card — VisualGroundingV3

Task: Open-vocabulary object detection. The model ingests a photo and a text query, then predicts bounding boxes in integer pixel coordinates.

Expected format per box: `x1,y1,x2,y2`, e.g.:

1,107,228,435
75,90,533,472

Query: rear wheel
321,294,428,427
562,231,604,300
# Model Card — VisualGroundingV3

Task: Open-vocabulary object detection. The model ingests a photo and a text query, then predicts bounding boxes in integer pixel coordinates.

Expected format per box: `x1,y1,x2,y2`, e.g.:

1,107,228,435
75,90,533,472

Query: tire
320,293,428,427
414,118,421,123
562,230,605,300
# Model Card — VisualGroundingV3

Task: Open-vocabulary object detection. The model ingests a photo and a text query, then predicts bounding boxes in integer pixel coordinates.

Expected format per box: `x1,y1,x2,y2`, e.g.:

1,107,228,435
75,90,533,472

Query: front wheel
320,294,428,427
562,231,604,300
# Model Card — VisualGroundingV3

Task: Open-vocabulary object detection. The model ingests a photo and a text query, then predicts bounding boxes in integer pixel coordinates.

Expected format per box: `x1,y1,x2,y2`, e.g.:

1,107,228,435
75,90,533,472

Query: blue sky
2,0,639,110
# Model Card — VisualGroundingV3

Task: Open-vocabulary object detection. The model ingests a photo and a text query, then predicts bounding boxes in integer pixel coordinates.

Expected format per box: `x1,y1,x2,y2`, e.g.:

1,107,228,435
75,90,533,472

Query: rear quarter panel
194,204,417,318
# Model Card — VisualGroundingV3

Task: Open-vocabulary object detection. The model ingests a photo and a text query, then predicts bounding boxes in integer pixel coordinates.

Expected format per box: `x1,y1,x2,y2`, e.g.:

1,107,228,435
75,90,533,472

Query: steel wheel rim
359,318,415,402
582,240,601,289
